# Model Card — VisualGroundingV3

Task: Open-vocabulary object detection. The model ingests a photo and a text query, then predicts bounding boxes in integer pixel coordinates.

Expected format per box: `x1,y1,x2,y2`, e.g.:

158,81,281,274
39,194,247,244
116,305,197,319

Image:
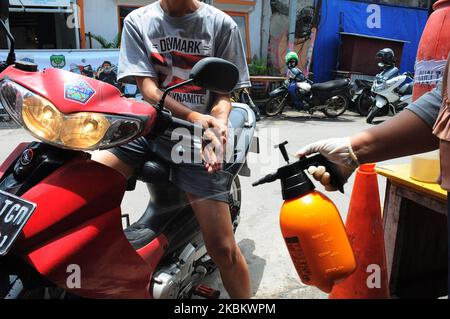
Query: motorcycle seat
355,79,372,88
124,179,189,250
311,79,350,92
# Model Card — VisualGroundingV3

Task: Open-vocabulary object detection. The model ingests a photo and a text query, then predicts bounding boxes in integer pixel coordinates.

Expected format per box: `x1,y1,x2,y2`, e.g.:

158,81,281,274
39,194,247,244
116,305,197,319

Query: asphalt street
0,110,410,299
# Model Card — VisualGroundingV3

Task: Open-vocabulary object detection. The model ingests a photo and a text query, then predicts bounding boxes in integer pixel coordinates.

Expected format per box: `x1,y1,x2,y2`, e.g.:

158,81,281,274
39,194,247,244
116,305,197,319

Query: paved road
0,111,410,299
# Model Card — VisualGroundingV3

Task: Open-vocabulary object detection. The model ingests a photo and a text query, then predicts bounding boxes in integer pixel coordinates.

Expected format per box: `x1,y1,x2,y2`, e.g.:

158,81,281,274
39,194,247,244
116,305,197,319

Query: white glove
296,137,360,191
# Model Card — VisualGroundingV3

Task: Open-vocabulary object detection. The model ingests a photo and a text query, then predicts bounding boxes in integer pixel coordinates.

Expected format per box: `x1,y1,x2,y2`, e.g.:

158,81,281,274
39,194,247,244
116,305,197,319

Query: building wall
83,0,256,52
84,0,120,49
248,0,262,60
266,0,315,74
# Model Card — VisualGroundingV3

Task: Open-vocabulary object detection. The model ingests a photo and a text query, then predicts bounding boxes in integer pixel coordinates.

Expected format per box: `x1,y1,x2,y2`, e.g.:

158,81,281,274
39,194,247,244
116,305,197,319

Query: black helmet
376,48,395,67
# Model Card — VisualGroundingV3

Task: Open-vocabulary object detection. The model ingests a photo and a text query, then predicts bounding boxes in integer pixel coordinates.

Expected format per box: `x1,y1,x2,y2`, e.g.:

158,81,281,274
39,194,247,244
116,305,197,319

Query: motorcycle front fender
400,94,412,104
375,95,388,109
269,87,288,98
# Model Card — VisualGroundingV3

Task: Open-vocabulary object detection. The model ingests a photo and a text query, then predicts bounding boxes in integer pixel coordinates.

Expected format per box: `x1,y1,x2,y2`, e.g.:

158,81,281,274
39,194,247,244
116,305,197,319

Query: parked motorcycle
365,70,413,124
351,79,374,116
0,7,258,299
264,66,351,118
364,48,414,124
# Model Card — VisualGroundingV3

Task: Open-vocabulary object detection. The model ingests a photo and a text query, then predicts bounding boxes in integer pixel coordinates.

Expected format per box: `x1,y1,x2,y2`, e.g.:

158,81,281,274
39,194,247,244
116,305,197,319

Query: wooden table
250,76,287,82
377,163,448,298
249,76,287,101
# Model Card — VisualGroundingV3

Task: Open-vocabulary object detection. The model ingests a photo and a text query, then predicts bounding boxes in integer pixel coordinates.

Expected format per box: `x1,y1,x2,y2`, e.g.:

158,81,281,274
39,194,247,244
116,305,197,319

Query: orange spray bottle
253,142,356,293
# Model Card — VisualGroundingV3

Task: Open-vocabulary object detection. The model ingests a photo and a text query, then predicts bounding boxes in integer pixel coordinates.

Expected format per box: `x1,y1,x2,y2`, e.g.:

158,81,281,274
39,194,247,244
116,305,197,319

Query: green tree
90,32,121,49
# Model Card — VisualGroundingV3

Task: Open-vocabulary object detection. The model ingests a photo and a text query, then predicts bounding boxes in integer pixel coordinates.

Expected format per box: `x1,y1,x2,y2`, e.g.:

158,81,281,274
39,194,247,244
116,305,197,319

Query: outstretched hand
296,137,360,191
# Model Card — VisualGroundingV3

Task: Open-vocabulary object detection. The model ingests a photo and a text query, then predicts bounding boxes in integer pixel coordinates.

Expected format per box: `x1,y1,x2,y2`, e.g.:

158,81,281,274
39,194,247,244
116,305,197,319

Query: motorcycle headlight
0,80,143,150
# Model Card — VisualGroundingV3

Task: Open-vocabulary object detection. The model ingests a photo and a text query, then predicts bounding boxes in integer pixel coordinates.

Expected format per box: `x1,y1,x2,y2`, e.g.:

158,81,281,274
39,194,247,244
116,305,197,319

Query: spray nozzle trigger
252,153,345,194
275,141,290,164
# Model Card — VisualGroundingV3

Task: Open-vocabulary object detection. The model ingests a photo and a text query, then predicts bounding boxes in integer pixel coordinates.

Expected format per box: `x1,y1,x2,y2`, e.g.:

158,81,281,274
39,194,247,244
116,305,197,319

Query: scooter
0,6,257,299
366,66,413,124
351,79,374,116
264,66,351,118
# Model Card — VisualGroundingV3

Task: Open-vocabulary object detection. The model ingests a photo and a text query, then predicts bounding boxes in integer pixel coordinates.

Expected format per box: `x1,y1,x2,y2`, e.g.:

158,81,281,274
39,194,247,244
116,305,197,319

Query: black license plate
0,190,36,256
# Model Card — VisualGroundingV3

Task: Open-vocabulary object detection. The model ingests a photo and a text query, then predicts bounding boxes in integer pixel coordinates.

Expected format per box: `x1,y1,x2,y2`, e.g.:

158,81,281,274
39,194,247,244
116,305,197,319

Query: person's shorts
108,132,234,203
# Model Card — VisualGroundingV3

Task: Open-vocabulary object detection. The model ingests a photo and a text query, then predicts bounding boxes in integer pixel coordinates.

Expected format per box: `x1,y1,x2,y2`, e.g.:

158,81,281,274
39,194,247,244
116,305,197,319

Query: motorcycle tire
356,91,374,116
229,176,241,232
264,95,286,117
322,95,348,118
366,106,381,124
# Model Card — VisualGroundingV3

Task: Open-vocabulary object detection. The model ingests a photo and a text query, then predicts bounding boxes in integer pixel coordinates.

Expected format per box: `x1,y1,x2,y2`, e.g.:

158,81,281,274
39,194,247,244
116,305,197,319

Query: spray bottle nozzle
253,150,346,194
252,173,279,187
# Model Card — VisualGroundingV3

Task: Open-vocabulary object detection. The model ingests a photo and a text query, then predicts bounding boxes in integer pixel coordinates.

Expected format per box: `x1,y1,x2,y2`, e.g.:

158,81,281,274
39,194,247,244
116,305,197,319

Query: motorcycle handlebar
167,116,204,136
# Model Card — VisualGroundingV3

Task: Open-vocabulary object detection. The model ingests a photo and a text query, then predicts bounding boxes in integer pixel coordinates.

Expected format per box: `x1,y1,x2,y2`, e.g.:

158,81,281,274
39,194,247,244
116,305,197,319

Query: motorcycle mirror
190,57,239,94
0,0,9,21
155,57,239,112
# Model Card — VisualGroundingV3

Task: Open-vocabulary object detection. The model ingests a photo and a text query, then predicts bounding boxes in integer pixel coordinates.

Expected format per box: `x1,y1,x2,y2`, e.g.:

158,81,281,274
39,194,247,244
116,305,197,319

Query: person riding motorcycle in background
297,53,450,293
285,51,311,110
97,60,118,87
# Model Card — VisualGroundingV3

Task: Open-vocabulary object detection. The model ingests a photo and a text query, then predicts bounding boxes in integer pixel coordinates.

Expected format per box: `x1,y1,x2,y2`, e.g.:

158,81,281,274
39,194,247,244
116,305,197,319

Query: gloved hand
296,137,360,191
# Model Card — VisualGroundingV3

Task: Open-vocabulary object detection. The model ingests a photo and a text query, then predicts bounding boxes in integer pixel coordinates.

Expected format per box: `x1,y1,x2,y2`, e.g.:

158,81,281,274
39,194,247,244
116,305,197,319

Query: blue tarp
313,0,428,82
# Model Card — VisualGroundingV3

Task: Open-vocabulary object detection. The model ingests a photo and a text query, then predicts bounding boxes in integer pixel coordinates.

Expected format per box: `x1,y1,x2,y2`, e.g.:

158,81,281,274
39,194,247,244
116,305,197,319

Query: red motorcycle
0,5,257,299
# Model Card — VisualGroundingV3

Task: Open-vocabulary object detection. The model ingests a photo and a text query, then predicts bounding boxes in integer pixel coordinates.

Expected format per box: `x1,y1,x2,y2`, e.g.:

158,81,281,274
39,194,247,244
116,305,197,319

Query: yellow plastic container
280,191,356,293
410,150,440,183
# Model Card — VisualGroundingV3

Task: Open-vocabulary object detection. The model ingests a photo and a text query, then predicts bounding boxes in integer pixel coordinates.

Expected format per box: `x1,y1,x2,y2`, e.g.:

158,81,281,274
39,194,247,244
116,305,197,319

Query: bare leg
187,193,251,299
91,150,134,178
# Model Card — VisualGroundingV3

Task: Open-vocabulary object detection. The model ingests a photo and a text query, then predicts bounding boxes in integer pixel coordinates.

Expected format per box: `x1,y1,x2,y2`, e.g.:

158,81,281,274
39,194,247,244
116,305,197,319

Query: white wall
249,0,262,60
84,0,119,49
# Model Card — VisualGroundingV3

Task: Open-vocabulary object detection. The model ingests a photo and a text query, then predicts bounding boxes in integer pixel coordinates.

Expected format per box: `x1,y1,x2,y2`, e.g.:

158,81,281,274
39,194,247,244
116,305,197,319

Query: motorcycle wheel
264,95,286,117
356,91,374,116
229,176,241,232
322,95,348,118
366,106,381,124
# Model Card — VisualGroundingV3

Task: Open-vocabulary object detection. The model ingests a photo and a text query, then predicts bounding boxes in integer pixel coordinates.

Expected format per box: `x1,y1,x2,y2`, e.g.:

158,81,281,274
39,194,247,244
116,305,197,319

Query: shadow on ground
258,110,363,124
198,238,266,299
239,238,267,297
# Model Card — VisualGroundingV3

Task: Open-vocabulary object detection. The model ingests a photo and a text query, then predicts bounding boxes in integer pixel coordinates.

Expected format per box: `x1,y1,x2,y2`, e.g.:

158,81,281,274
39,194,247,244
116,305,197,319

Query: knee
207,242,240,268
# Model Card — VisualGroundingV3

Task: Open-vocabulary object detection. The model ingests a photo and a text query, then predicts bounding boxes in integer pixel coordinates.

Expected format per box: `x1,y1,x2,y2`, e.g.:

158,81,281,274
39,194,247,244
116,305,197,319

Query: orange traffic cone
329,164,390,299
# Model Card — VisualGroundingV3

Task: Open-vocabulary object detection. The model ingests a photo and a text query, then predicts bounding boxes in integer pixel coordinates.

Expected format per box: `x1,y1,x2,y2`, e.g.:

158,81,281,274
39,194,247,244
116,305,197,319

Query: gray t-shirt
406,83,442,127
118,2,251,114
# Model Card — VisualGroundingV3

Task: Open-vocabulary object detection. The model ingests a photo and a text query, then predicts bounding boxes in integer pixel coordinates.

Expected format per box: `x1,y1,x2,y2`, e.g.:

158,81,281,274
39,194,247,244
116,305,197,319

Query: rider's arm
210,94,232,125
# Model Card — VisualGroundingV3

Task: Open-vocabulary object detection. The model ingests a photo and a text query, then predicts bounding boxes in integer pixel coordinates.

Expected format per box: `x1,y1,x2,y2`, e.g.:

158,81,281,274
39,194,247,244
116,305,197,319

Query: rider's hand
187,112,228,173
295,137,360,191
